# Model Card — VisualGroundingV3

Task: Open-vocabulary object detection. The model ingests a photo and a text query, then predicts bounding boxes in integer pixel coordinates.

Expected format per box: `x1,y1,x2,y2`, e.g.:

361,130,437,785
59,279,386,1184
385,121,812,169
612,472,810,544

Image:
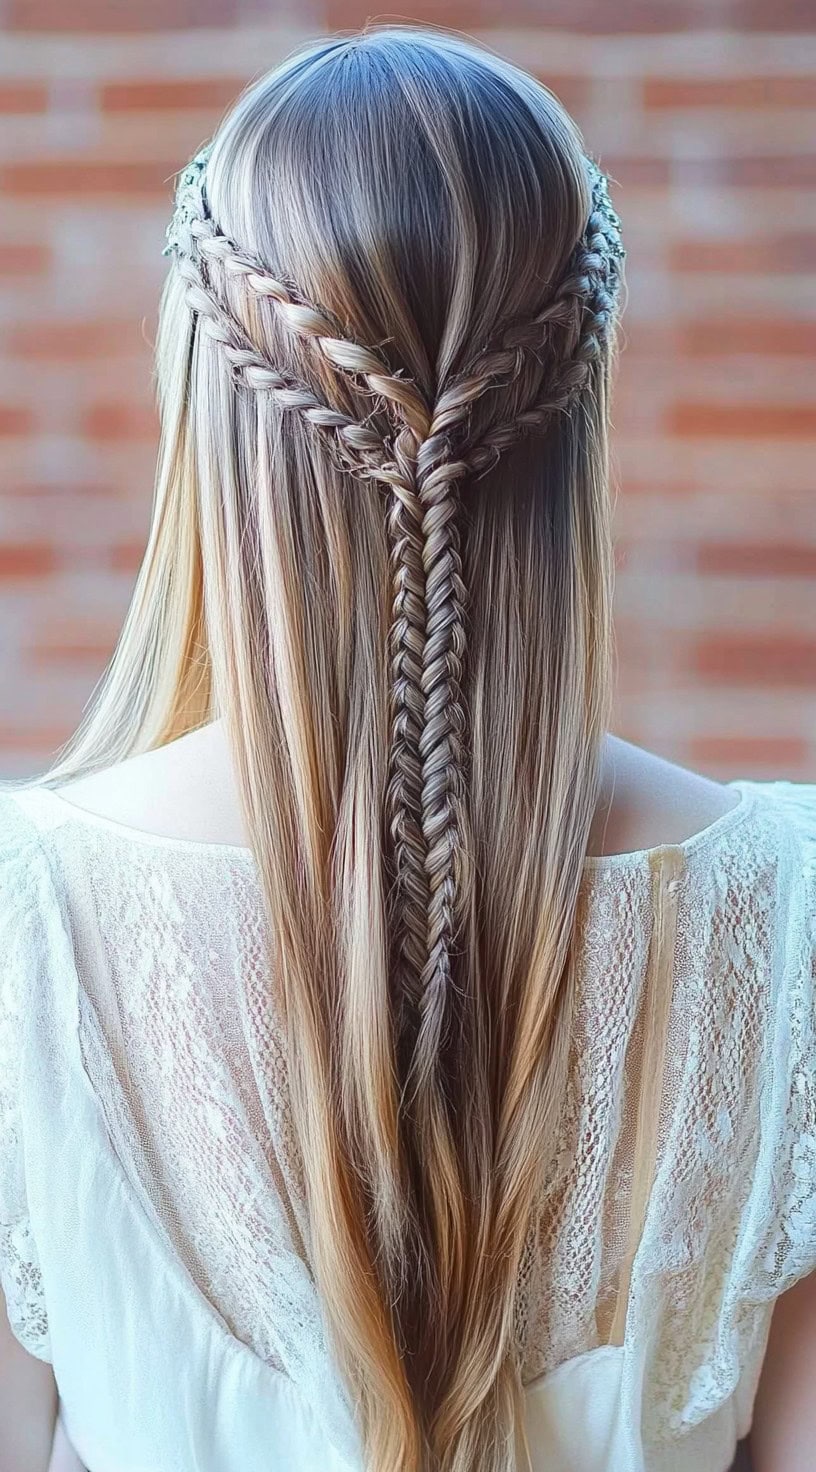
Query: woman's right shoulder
592,733,746,859
0,783,51,887
0,781,80,863
596,735,816,877
0,784,74,1008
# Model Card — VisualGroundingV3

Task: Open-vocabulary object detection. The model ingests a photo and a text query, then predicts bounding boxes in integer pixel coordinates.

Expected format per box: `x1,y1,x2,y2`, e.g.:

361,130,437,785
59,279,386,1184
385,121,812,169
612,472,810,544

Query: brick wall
1,4,815,780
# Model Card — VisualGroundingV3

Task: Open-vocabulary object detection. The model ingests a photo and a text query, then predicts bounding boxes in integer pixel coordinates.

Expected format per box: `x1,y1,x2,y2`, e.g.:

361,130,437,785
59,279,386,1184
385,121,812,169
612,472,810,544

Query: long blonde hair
28,24,623,1471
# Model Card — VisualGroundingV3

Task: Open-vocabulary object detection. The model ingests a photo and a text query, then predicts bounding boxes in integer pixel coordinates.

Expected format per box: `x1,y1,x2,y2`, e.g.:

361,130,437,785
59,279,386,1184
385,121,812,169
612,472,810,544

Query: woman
0,24,814,1472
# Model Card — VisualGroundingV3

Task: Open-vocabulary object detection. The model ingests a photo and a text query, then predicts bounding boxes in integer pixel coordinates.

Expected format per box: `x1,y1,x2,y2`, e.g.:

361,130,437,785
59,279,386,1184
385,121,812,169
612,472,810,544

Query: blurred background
0,1,814,780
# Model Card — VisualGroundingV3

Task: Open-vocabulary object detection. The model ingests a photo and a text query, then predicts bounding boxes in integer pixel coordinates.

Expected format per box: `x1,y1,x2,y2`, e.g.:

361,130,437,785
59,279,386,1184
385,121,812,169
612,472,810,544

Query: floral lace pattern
0,807,50,1360
0,778,814,1452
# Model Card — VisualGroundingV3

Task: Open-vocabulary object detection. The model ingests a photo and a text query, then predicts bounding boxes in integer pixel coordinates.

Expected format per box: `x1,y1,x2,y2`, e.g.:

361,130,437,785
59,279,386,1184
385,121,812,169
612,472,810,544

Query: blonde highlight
32,25,623,1470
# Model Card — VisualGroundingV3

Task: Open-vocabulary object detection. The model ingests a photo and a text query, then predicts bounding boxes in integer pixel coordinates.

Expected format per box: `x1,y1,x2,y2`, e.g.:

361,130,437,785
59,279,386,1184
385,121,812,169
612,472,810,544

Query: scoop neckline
13,777,756,871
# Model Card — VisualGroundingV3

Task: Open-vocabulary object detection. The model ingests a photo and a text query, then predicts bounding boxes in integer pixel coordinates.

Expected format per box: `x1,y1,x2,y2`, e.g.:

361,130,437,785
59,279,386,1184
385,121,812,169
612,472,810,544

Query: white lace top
1,776,815,1472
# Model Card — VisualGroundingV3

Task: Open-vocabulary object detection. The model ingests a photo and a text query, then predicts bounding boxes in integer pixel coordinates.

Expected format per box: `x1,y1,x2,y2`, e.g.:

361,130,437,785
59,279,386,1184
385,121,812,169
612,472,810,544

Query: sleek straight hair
27,24,622,1471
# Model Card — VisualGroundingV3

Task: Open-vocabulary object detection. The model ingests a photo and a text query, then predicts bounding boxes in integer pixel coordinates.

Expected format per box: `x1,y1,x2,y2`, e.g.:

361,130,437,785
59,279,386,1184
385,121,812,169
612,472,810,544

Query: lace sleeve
744,779,816,1296
0,790,50,1360
637,781,816,1446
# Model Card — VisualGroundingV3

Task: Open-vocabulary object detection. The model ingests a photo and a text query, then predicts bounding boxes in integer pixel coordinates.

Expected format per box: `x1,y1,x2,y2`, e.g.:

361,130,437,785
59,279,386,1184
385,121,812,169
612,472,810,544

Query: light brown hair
32,24,623,1470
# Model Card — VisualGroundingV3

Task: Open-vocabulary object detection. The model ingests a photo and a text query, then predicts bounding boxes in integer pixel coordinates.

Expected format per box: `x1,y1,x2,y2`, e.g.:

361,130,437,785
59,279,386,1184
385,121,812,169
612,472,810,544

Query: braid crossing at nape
166,151,623,1072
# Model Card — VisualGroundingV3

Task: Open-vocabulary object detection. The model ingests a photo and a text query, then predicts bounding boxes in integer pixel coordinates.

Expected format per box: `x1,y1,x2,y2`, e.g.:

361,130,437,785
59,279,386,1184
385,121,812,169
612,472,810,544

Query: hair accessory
163,140,213,257
584,156,626,276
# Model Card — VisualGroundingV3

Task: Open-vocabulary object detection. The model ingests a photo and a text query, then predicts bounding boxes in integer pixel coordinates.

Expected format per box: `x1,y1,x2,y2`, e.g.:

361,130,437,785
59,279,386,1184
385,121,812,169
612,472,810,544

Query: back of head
47,23,625,1471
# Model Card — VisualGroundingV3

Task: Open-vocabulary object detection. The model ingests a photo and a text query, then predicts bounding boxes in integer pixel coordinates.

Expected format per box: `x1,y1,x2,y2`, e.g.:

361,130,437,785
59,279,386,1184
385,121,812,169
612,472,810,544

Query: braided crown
162,137,624,476
161,131,625,1112
164,138,624,277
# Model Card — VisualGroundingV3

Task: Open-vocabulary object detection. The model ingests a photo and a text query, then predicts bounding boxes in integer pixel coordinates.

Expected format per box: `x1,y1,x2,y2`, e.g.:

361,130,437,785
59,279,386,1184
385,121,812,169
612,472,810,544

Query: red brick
83,402,158,441
0,719,77,751
326,0,723,30
528,73,589,114
326,0,486,26
109,540,147,572
0,242,51,277
100,78,246,112
681,319,816,358
596,156,671,187
696,541,816,577
668,403,816,439
8,0,240,30
0,406,33,435
644,76,816,109
620,479,697,498
3,481,114,499
692,634,816,688
0,82,49,113
685,155,816,188
30,622,116,665
670,234,816,274
3,160,176,198
688,734,809,770
0,542,56,578
737,0,816,31
9,320,145,361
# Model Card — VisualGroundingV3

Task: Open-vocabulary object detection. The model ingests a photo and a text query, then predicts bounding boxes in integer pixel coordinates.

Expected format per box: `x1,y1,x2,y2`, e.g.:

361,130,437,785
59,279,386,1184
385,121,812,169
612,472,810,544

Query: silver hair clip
163,140,213,258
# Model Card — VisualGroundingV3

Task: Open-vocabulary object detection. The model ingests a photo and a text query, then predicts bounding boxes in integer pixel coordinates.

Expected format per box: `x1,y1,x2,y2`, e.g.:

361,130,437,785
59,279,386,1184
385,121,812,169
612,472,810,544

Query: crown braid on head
163,144,623,479
163,143,625,1115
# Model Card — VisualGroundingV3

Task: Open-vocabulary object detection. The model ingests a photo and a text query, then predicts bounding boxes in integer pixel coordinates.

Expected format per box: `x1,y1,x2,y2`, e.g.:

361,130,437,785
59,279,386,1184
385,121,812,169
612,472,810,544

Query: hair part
34,24,623,1470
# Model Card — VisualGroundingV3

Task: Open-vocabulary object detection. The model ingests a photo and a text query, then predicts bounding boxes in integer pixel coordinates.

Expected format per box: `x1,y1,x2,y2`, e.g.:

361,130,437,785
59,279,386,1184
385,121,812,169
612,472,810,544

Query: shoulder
48,718,248,847
0,784,50,897
593,736,816,895
0,785,68,975
589,734,742,858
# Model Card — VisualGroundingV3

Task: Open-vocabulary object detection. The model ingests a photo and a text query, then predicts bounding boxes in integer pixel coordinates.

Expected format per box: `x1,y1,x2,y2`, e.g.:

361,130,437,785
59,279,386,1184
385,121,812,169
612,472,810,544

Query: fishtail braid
375,403,474,1078
165,146,624,1086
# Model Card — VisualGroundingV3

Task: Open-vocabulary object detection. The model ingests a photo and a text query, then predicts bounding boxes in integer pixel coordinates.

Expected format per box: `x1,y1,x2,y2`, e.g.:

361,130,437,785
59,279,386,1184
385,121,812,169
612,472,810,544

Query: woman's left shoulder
729,777,816,875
